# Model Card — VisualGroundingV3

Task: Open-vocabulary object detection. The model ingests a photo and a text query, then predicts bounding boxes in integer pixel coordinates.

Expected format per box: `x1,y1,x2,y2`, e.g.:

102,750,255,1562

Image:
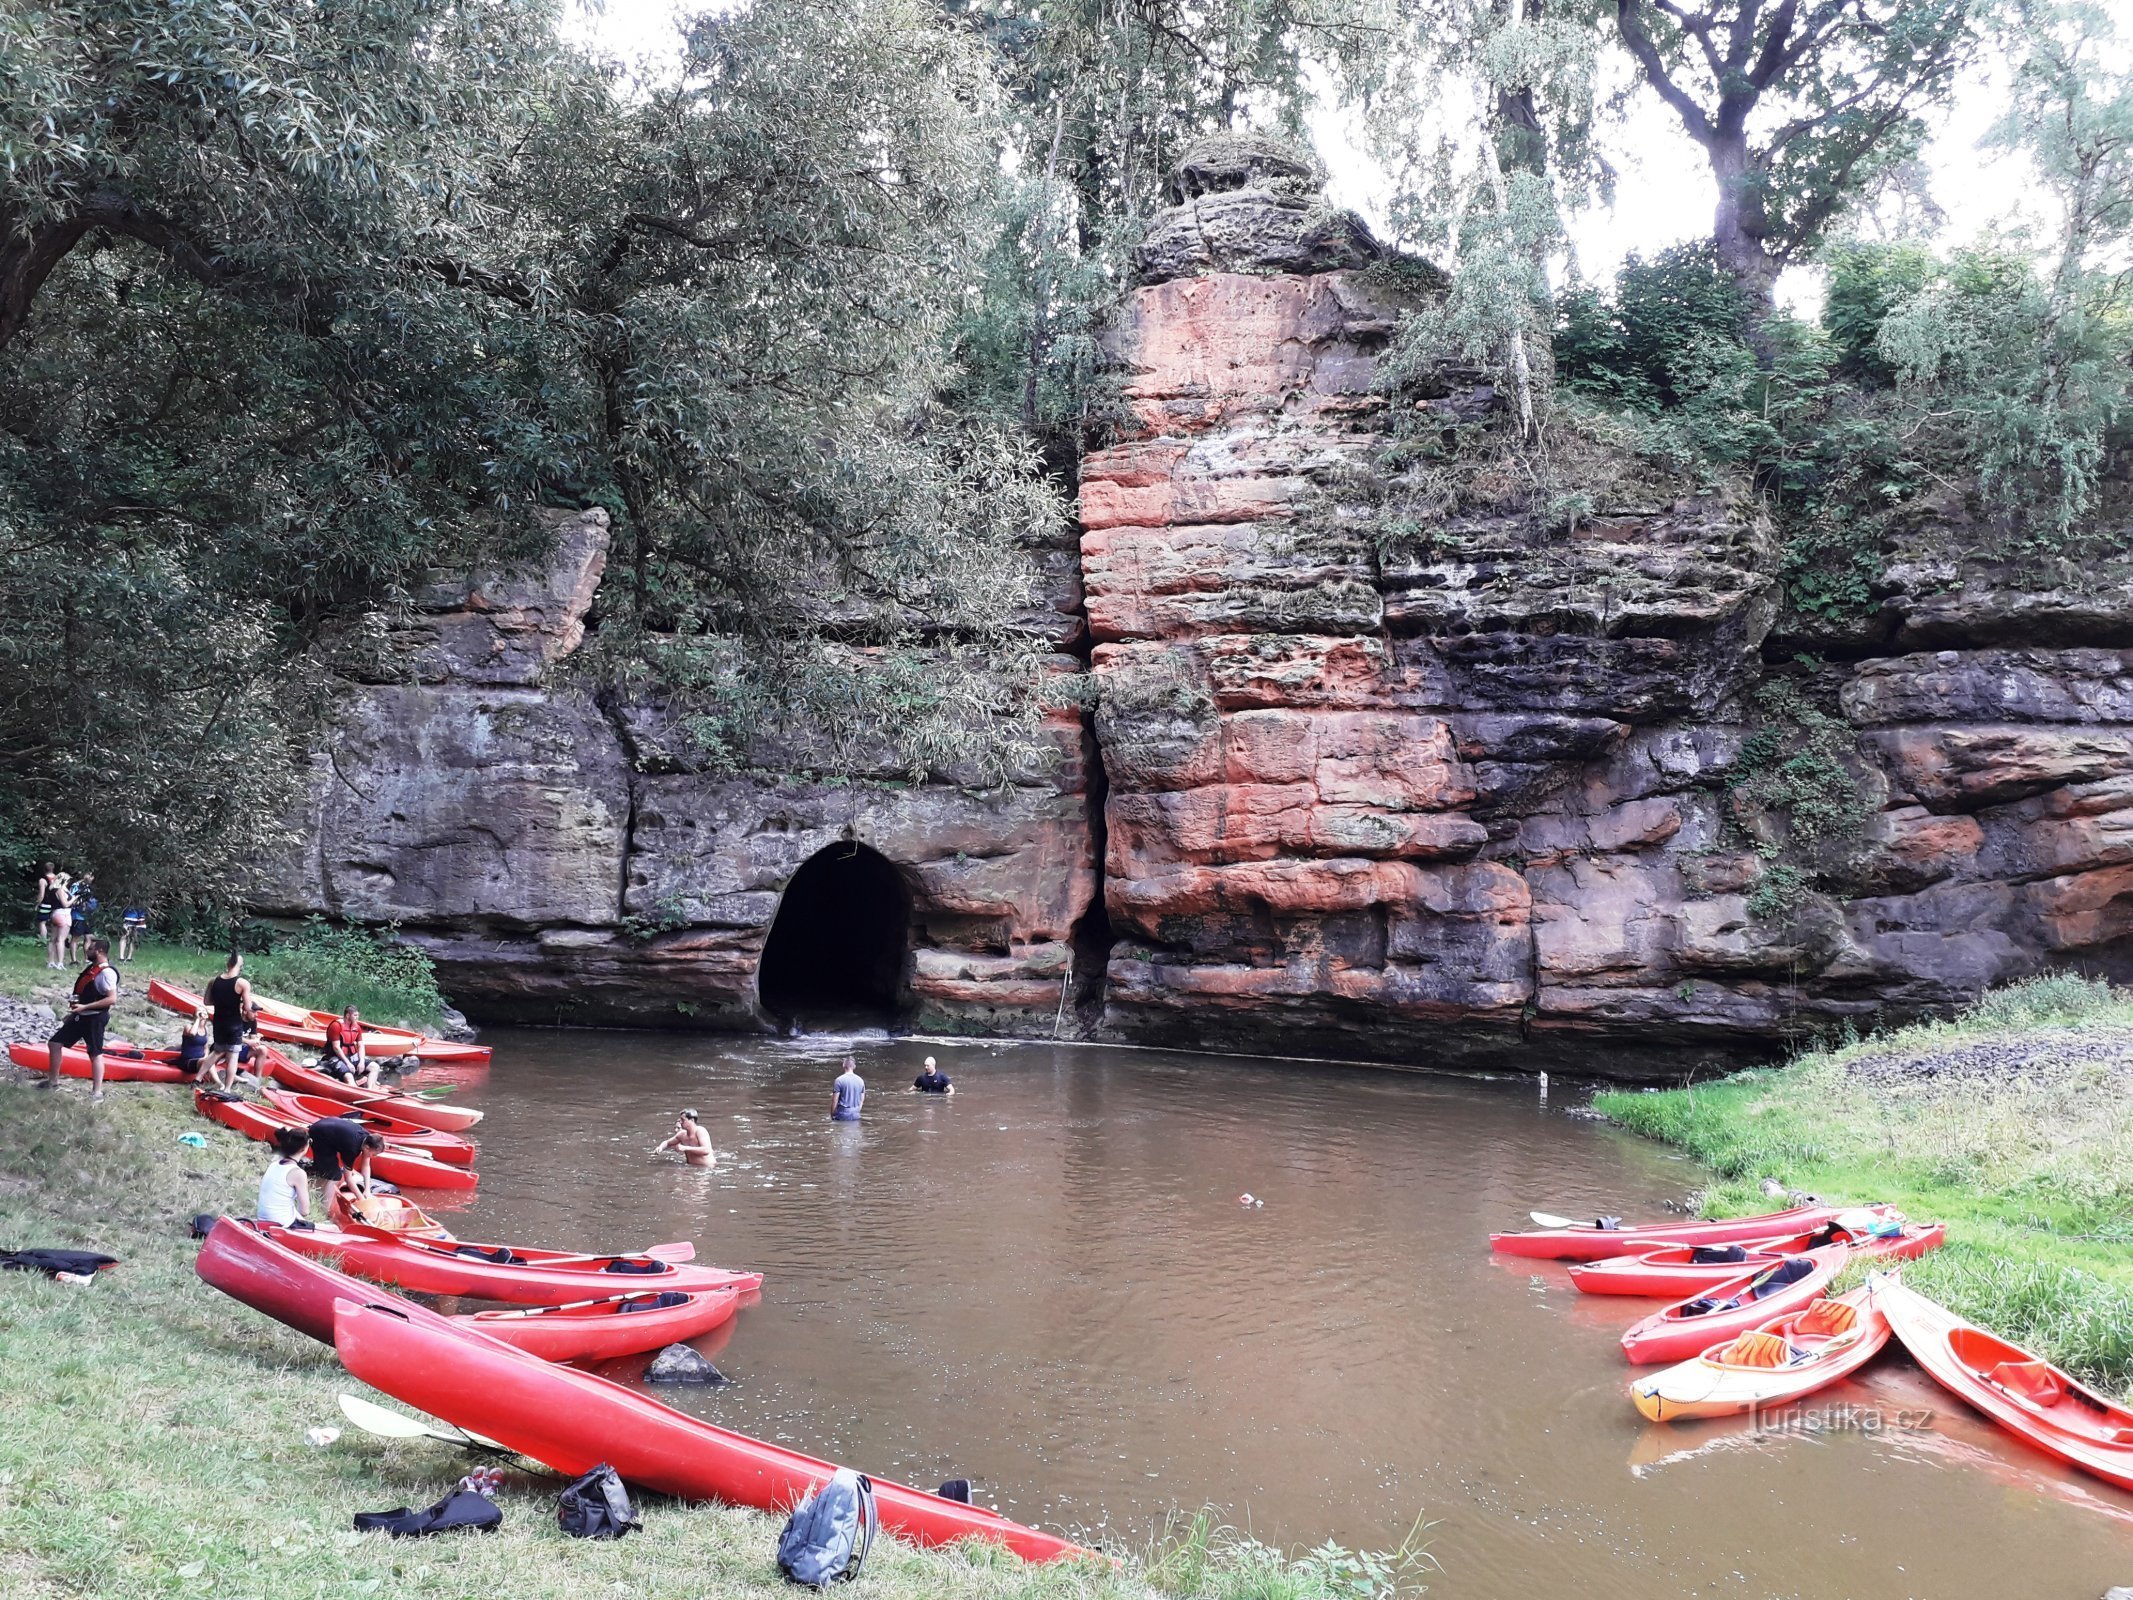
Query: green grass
1595,974,2133,1394
0,1028,1431,1597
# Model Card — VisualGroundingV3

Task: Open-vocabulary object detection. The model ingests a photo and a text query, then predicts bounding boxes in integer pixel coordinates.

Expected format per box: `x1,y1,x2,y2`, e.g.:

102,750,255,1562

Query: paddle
343,1222,698,1267
477,1287,705,1319
1529,1211,1583,1229
337,1395,533,1465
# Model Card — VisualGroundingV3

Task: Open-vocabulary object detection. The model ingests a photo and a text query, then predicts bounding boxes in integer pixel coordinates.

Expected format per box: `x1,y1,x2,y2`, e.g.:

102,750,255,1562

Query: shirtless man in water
654,1109,716,1167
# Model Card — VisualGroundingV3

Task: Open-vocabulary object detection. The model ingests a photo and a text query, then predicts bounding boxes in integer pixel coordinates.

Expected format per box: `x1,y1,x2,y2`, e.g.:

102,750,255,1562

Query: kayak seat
1719,1331,1795,1368
603,1258,665,1274
1793,1298,1858,1337
1748,1257,1817,1297
452,1244,520,1265
1690,1245,1749,1265
1986,1360,2067,1407
618,1291,690,1313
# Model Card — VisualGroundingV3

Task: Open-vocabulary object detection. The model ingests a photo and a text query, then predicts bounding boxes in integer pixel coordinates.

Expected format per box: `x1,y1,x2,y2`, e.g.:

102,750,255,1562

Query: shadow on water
437,1030,2133,1598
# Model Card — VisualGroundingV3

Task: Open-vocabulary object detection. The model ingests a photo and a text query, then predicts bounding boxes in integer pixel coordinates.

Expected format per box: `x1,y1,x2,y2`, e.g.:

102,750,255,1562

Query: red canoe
334,1299,1096,1562
266,1052,483,1133
1571,1213,1943,1296
259,1087,476,1165
148,977,489,1064
1621,1246,1850,1365
1491,1203,1844,1261
1882,1276,2133,1493
467,1288,742,1362
267,1221,755,1304
9,1040,197,1083
192,1088,478,1191
195,1218,735,1363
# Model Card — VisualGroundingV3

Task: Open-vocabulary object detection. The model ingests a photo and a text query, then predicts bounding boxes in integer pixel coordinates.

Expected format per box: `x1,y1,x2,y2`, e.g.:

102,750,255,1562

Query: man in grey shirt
831,1058,865,1121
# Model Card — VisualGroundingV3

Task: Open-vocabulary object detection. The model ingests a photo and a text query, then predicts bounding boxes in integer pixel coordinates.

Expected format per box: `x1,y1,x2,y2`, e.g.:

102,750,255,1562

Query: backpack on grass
777,1469,877,1587
558,1464,641,1540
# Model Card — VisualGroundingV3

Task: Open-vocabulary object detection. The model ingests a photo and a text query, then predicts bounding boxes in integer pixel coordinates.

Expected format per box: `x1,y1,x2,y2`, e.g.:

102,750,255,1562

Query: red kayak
193,1088,478,1191
1491,1203,1843,1261
266,1052,483,1133
9,1040,198,1084
334,1299,1095,1562
1571,1211,1943,1296
467,1288,743,1362
267,1221,755,1304
148,977,489,1064
259,1087,476,1165
1882,1276,2133,1493
196,1218,736,1363
1621,1246,1849,1365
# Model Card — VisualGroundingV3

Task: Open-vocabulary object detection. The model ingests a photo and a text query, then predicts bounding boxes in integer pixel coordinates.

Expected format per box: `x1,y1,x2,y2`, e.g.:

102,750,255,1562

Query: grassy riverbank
0,996,1430,1598
1595,975,2133,1394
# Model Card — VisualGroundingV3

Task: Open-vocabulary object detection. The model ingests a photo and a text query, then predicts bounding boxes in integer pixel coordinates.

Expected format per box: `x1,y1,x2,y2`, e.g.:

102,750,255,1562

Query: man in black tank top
205,953,255,1092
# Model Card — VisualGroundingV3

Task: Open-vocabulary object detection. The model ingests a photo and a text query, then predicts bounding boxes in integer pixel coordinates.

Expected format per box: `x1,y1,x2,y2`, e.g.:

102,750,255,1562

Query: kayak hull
192,1088,478,1191
334,1300,1095,1562
149,978,489,1064
1491,1204,1843,1261
1630,1282,1894,1421
195,1218,732,1363
1574,1220,1944,1296
266,1053,483,1132
9,1040,196,1083
259,1087,477,1164
469,1288,742,1362
1621,1246,1850,1365
1881,1276,2133,1493
268,1222,757,1304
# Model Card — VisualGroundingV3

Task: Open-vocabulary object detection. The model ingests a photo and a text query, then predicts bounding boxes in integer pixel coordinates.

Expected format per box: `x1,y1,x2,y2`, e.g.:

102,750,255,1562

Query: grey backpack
776,1469,877,1587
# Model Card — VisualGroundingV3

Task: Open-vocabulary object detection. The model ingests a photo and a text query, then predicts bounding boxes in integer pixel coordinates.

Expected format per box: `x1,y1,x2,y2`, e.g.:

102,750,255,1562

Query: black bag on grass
354,1488,501,1538
777,1469,877,1587
1,1249,117,1277
558,1464,641,1540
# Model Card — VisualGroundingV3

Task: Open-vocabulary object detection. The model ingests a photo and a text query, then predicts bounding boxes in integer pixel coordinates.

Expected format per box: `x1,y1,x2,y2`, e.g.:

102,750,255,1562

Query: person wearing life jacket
43,937,119,1101
322,1005,374,1088
204,953,255,1092
654,1108,717,1167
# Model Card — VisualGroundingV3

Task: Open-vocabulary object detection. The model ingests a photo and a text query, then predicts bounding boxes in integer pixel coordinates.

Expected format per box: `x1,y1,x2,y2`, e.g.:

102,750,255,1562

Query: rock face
260,142,2133,1074
257,506,1099,1034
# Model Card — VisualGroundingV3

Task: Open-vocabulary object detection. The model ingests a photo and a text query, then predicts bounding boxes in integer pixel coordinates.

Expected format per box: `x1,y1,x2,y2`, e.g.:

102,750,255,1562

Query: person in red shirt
323,1006,376,1089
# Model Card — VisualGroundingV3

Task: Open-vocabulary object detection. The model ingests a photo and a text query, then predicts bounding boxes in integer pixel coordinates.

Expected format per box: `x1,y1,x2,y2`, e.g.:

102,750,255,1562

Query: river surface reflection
418,1029,2133,1598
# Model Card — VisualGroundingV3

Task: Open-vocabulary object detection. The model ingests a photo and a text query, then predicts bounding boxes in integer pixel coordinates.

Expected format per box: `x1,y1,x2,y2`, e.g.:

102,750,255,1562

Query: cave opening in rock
757,842,912,1028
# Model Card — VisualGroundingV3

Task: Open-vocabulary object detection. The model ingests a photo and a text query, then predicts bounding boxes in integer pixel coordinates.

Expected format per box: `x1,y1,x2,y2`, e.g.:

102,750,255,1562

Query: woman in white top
256,1128,312,1227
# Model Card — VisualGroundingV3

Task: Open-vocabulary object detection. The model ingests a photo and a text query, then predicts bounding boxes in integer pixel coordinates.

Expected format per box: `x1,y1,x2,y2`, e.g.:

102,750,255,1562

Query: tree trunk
1707,135,1780,343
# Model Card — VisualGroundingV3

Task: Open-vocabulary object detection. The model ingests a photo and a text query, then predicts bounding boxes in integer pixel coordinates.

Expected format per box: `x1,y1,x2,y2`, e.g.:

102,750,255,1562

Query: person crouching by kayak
257,1128,313,1228
205,953,254,1092
43,937,119,1101
307,1117,386,1207
322,1005,373,1088
831,1057,865,1122
911,1055,954,1095
655,1108,717,1167
175,1008,211,1077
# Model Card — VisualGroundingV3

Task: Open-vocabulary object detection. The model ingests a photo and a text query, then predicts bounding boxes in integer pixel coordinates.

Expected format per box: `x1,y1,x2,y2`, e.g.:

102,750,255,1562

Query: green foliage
1728,674,1871,918
1145,1511,1437,1600
1821,240,1937,384
245,917,443,1026
1554,245,1748,409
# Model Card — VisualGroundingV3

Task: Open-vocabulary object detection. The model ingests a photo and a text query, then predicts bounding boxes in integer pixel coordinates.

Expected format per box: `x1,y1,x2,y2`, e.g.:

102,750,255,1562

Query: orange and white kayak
1573,1211,1943,1296
1630,1281,1893,1421
147,978,489,1064
327,1185,453,1239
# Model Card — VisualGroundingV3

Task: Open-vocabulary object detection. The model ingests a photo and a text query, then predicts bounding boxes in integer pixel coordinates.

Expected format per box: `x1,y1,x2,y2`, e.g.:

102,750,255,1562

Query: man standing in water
911,1055,954,1095
830,1057,865,1122
655,1108,717,1167
44,937,118,1101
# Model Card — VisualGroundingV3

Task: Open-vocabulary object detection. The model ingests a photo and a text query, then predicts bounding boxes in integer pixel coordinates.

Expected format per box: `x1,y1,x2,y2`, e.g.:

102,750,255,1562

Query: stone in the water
645,1343,727,1385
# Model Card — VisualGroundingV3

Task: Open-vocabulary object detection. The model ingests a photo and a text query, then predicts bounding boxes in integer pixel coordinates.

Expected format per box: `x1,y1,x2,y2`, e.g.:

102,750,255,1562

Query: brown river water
407,1029,2133,1598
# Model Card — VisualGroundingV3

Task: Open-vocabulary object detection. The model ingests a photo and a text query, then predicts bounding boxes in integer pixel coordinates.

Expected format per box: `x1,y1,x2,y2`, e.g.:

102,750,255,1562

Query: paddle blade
338,1393,466,1444
1529,1211,1580,1230
647,1241,696,1263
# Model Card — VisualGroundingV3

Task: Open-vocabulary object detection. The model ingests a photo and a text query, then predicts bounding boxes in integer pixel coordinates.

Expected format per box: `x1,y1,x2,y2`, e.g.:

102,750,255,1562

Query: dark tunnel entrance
756,843,911,1028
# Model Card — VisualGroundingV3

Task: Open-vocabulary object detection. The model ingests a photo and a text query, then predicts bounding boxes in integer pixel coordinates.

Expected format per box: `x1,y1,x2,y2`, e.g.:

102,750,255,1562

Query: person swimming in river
831,1057,865,1121
911,1055,954,1095
654,1108,717,1167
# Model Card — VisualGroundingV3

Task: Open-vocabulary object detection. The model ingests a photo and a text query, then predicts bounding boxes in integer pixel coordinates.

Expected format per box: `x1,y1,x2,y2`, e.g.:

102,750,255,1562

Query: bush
245,918,445,1028
1555,244,1750,410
